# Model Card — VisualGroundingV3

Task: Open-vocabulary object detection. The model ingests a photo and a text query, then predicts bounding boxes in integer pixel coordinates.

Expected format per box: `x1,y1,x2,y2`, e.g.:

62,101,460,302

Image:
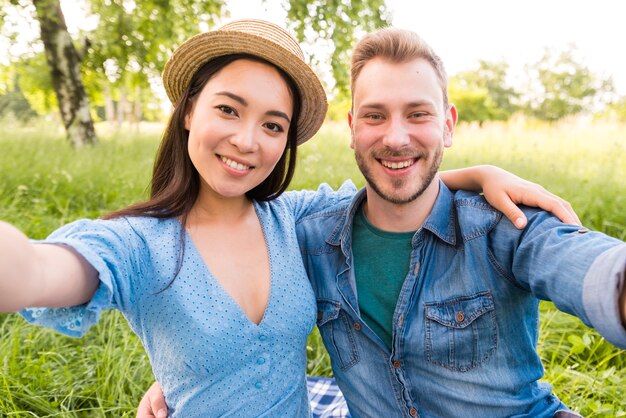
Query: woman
0,19,577,417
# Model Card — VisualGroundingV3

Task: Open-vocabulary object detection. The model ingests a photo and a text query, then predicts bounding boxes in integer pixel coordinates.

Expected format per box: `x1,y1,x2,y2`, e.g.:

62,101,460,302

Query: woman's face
185,59,293,201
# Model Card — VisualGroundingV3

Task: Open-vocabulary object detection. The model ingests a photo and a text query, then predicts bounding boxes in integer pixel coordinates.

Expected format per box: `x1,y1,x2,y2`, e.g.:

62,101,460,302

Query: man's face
349,57,456,204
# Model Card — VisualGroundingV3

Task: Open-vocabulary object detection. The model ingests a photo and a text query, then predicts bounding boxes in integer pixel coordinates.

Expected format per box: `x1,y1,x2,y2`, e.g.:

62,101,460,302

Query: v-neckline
181,202,273,327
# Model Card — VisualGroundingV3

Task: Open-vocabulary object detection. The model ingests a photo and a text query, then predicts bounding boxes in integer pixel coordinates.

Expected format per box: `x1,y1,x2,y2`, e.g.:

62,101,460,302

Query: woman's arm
0,221,99,311
440,165,580,229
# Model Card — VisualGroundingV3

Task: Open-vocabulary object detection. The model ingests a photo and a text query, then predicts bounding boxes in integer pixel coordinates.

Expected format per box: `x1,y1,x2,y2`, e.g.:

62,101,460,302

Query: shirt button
409,407,418,416
255,382,262,389
392,360,401,368
317,311,323,321
353,323,361,331
257,357,265,365
259,335,267,341
455,311,465,323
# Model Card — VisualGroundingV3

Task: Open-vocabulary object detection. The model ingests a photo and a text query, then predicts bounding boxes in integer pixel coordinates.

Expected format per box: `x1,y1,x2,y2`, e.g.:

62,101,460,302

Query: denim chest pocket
316,300,359,371
424,291,497,372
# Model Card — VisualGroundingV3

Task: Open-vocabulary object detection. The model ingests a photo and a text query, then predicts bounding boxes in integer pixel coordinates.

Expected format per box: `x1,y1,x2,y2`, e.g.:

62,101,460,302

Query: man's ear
348,110,355,149
444,104,458,148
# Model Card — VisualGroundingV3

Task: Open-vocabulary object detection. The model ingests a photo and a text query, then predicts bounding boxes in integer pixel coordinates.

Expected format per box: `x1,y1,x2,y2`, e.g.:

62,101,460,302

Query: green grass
0,119,625,416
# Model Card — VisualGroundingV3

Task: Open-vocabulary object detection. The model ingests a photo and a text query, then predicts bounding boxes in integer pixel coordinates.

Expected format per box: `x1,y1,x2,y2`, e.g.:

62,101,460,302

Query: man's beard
355,145,443,205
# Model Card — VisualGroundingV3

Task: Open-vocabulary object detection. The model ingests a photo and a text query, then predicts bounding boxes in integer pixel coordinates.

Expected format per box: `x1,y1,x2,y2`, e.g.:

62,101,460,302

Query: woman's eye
217,105,237,116
264,122,284,133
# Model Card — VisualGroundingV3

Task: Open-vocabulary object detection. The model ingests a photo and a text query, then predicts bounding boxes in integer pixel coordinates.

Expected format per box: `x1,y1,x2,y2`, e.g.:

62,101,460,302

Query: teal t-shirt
352,203,415,350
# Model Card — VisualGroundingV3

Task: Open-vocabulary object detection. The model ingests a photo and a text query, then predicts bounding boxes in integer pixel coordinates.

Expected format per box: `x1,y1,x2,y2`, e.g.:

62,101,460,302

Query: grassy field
0,119,625,417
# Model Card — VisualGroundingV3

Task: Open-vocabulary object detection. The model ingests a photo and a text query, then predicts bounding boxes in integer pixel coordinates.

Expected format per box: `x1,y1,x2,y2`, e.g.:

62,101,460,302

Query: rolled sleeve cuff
582,244,626,348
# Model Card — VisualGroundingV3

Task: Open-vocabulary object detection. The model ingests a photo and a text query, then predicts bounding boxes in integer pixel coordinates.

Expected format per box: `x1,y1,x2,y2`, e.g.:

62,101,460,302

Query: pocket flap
425,291,494,329
316,299,341,326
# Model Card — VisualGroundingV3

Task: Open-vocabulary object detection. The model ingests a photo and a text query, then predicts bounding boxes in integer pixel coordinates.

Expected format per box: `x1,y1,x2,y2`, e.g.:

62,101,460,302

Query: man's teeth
381,159,414,169
221,156,251,171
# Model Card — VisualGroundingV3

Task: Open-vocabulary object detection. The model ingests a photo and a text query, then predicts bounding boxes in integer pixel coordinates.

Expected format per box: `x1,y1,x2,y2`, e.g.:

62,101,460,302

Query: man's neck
362,177,440,233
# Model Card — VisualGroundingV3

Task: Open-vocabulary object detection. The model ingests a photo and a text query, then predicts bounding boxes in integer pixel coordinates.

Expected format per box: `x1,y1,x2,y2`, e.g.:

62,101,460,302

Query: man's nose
382,119,410,149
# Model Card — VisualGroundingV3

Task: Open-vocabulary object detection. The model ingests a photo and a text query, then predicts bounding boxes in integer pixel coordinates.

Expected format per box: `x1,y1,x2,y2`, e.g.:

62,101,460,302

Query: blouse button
255,382,262,389
259,334,267,341
257,357,265,365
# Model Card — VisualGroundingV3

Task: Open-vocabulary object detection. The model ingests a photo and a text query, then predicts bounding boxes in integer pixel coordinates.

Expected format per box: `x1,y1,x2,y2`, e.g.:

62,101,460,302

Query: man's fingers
137,382,167,418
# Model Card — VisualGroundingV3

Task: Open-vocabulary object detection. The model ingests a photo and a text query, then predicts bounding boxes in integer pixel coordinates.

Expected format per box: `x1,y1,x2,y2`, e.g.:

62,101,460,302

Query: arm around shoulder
0,221,99,312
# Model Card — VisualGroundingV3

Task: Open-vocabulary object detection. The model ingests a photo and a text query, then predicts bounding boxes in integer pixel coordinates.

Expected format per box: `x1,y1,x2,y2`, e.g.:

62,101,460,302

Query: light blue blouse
20,195,320,417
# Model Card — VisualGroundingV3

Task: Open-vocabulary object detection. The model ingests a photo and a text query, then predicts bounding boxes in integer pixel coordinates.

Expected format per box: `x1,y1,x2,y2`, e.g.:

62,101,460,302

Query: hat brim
163,30,327,145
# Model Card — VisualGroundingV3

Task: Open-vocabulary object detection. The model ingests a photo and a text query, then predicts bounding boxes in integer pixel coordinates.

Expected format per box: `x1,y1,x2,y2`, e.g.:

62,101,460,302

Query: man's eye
217,105,237,116
410,112,427,118
366,114,383,120
264,122,284,133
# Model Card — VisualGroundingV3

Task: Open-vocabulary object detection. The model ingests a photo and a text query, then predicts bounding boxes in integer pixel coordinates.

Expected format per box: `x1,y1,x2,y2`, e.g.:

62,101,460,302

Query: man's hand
136,381,167,418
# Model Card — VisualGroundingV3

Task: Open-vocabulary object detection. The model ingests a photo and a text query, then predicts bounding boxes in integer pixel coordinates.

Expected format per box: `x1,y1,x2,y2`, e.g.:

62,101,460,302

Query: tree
32,0,97,146
524,46,614,122
84,0,225,126
286,0,390,97
2,0,391,135
450,60,519,124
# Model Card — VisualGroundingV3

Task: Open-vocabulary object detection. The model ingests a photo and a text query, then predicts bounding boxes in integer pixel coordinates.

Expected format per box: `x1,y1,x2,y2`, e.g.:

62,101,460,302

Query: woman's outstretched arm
0,221,99,311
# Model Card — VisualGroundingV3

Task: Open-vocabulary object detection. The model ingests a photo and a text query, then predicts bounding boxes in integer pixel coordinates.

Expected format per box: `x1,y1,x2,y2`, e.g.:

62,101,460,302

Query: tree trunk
104,82,116,124
133,85,142,132
117,86,127,131
32,0,97,147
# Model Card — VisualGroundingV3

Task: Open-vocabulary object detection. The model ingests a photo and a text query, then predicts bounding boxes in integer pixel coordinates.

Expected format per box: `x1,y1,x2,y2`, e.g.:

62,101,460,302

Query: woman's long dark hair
102,54,302,289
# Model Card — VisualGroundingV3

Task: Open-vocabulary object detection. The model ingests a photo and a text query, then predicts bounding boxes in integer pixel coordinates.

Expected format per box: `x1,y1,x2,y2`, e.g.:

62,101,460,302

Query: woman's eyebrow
215,91,247,106
216,91,290,123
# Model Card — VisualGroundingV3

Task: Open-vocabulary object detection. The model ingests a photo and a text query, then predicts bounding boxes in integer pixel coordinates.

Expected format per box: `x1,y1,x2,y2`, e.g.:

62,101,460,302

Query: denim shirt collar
326,179,457,250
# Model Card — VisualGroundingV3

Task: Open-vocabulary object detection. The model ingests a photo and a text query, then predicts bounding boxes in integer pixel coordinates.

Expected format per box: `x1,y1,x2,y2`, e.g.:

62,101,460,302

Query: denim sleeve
494,209,626,348
19,218,143,337
282,180,357,222
582,245,626,348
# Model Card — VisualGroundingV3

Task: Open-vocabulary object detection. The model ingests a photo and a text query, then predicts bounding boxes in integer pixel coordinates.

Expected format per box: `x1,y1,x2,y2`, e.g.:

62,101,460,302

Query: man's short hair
350,27,449,110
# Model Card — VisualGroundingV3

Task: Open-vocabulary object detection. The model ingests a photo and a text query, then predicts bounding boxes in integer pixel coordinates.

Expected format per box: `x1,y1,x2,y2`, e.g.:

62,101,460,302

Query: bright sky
2,0,625,94
226,0,626,94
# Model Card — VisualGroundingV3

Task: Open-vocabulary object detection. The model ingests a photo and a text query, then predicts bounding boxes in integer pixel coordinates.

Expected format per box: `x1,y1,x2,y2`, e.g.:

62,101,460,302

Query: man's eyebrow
359,100,436,110
215,91,291,123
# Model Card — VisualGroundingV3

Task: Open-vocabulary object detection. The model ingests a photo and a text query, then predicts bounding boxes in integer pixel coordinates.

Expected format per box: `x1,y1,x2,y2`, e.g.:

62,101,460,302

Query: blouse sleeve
19,217,145,337
281,180,358,222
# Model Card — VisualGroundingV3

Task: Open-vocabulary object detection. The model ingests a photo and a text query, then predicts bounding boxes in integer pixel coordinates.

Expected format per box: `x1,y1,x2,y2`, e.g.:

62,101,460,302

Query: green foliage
13,52,57,114
606,96,626,122
0,75,37,122
524,46,615,122
450,60,520,124
326,90,351,122
286,0,390,96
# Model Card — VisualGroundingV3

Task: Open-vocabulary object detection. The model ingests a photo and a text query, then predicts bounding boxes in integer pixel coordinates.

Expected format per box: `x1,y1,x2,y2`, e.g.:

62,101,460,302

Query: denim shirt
293,180,626,418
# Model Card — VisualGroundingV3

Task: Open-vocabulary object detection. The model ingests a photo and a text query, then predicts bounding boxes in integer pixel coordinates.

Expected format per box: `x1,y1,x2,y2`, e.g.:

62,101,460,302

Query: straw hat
162,19,327,145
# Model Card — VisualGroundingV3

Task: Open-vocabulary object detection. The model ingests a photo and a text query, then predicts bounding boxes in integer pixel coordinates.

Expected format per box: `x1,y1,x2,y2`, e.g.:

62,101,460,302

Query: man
139,27,626,417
